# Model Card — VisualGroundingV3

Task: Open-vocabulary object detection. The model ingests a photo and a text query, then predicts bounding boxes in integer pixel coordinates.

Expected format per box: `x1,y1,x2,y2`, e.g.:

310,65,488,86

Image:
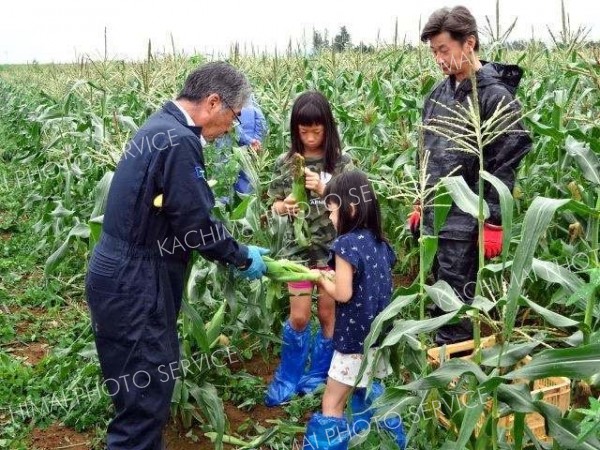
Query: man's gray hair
178,61,251,110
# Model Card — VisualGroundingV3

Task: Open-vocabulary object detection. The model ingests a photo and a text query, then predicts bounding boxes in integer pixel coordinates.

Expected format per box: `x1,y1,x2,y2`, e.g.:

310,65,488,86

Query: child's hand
310,269,333,285
304,168,325,196
320,270,335,281
282,194,299,216
310,269,323,278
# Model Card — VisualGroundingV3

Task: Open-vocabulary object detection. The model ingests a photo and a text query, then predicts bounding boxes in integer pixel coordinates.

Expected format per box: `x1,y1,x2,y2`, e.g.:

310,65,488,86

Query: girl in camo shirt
265,91,353,406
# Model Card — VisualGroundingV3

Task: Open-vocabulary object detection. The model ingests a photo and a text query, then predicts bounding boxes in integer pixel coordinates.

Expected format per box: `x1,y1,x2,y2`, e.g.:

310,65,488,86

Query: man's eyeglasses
221,97,242,126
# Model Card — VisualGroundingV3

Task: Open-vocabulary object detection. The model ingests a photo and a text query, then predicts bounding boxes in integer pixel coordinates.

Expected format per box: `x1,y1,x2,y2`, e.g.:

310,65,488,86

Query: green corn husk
263,256,320,282
290,153,311,248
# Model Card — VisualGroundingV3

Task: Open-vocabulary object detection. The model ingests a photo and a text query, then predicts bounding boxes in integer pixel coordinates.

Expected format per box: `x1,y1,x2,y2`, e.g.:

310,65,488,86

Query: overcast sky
1,0,598,64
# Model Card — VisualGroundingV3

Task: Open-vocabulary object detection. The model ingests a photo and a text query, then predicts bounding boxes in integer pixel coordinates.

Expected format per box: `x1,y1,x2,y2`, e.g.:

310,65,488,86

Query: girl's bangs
296,102,324,126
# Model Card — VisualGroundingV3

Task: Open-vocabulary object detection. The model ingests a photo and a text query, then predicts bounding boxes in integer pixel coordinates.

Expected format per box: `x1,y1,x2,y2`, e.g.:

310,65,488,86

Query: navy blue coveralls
85,101,249,449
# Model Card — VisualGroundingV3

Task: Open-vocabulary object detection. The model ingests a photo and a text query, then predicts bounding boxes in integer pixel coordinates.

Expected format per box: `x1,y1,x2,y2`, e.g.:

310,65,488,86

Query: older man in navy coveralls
85,62,268,449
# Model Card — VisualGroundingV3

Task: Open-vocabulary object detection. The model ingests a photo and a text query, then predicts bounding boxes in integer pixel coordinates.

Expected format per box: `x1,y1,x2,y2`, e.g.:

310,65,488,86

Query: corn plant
3,30,600,448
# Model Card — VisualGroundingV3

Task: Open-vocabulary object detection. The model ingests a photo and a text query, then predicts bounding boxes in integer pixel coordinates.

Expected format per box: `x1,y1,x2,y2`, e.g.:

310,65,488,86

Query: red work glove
483,223,503,259
407,204,421,234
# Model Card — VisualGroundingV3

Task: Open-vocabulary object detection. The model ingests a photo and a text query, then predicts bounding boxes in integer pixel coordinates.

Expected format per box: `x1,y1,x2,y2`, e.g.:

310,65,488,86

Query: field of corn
1,13,600,450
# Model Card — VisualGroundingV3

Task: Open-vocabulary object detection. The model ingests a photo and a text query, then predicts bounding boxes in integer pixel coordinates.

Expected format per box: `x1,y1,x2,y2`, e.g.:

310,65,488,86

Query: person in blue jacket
235,97,268,193
215,95,268,197
85,62,268,450
237,96,268,148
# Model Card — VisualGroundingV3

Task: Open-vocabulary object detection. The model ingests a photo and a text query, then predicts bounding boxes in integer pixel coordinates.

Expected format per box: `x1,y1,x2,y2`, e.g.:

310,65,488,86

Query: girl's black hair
286,90,341,173
323,170,385,241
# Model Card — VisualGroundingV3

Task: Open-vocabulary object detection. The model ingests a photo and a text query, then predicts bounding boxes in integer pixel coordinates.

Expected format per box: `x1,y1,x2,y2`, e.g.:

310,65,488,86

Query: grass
0,120,110,448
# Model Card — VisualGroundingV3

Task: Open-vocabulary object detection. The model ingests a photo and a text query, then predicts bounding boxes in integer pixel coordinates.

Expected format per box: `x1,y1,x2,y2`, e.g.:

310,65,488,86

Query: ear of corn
291,153,308,205
290,153,310,248
263,256,321,282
